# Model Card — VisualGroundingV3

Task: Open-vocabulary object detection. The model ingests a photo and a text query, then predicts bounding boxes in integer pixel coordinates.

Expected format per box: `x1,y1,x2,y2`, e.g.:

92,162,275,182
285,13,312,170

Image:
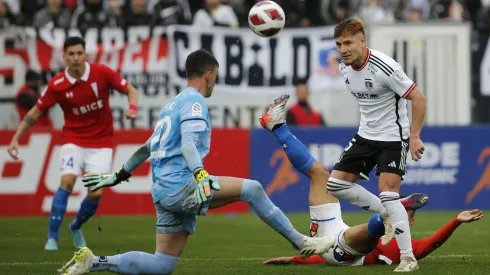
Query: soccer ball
248,1,286,37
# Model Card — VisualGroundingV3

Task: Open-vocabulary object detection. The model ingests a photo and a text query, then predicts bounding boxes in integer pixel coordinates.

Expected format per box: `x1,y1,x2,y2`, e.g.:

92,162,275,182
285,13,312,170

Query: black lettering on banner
112,107,126,128
223,107,240,127
224,36,243,85
173,31,189,78
292,37,311,85
248,44,264,86
149,107,161,128
269,39,286,86
200,34,218,83
208,105,217,124
246,106,259,126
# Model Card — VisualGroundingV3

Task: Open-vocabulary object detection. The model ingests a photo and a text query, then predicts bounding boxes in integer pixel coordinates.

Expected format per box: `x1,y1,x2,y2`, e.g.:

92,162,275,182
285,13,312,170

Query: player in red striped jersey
7,36,140,251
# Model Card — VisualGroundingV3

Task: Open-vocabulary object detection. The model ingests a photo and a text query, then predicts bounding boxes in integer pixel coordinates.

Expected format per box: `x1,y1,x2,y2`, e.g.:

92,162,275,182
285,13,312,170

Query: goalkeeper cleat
401,193,429,211
295,235,336,257
394,254,419,272
381,215,394,246
44,238,58,251
69,225,87,249
57,247,95,275
259,94,290,131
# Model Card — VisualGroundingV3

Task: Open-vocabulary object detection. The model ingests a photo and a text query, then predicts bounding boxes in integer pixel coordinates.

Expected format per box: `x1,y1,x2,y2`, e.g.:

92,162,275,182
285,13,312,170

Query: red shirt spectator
286,82,326,126
15,70,53,128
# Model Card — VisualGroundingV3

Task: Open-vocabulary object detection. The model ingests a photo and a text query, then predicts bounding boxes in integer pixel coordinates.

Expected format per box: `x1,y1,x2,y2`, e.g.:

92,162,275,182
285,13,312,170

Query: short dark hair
185,49,219,79
64,37,85,52
334,19,365,39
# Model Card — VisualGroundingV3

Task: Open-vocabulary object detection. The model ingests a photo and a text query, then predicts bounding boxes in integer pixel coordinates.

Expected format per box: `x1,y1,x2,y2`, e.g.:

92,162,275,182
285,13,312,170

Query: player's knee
155,251,179,275
241,179,265,202
307,161,330,180
60,174,77,192
87,188,103,201
326,177,353,196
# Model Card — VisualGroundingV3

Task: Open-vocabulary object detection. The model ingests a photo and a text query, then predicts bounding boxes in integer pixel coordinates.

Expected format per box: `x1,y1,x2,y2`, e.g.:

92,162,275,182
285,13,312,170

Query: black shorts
333,134,409,180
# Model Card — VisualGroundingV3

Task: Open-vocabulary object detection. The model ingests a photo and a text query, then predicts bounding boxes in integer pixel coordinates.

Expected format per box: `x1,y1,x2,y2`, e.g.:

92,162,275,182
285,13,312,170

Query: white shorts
309,203,365,266
60,144,113,176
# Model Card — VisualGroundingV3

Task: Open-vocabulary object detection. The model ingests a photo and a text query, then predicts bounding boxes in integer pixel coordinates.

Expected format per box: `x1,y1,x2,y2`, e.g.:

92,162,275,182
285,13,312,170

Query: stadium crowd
0,0,488,31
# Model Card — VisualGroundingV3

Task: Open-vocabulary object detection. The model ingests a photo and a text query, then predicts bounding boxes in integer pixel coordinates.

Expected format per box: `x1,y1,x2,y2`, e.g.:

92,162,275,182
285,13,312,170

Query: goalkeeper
260,95,484,267
57,49,335,275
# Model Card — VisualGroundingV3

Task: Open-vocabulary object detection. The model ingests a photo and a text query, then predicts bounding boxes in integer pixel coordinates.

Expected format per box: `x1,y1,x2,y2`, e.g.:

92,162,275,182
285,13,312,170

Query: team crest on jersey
192,103,202,117
309,222,318,237
365,78,373,91
333,245,355,262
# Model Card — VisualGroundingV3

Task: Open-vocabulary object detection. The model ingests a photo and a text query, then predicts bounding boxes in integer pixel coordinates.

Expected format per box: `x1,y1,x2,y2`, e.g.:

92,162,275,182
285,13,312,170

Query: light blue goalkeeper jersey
149,87,211,202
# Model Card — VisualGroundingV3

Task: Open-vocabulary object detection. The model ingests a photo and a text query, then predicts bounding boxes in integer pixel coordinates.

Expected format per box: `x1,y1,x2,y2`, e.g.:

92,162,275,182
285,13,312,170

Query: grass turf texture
0,211,488,274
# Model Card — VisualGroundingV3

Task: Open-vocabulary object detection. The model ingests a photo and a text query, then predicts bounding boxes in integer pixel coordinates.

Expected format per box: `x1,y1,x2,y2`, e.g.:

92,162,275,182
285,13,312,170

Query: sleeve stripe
402,83,416,98
181,118,207,123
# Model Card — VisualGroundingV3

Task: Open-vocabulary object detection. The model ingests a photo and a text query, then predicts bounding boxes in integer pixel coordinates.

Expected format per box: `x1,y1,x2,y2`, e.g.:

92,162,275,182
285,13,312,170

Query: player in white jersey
326,19,427,272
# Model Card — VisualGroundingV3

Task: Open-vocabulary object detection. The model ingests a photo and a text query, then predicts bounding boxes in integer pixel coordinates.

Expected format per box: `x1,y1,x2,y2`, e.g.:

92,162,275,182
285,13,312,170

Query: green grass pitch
0,211,488,274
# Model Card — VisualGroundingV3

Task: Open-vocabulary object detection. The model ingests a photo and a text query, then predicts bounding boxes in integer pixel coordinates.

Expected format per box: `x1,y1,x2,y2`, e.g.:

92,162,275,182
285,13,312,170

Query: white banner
166,25,348,94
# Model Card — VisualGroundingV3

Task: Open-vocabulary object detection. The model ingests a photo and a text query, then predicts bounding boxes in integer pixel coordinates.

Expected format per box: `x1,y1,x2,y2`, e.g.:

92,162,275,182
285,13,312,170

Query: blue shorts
155,176,218,235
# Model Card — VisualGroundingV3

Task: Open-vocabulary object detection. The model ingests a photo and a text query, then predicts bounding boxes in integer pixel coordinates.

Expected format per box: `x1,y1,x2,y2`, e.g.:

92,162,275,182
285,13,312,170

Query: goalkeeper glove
82,166,132,192
193,168,220,204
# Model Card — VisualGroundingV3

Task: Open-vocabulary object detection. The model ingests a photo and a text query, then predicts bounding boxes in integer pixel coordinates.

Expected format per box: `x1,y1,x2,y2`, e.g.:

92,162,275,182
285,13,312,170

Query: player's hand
457,209,484,223
193,168,220,204
124,109,138,119
263,256,294,265
82,173,119,191
409,137,424,161
7,140,20,160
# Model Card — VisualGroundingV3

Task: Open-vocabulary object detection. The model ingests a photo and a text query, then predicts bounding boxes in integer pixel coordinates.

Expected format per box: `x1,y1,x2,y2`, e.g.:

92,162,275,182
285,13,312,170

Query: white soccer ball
248,1,286,37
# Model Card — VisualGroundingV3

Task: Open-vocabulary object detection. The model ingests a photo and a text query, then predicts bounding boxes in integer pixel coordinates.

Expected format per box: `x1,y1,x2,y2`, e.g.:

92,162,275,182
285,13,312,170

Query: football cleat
44,238,58,251
57,247,95,275
401,193,429,211
69,225,87,249
381,215,394,246
295,235,336,258
259,94,290,131
394,254,419,272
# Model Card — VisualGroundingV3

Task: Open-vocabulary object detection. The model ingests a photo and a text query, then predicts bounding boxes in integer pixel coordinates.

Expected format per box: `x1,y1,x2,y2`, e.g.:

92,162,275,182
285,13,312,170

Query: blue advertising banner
250,126,490,212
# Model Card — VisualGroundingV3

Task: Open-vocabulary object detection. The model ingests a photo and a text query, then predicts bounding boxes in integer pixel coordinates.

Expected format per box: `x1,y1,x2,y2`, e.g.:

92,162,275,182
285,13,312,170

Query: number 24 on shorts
61,156,74,171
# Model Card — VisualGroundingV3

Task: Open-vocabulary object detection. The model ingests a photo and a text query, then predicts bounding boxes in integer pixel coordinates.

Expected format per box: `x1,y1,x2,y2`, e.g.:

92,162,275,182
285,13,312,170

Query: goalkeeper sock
272,124,315,174
240,179,304,249
70,196,100,231
89,251,179,274
48,188,70,241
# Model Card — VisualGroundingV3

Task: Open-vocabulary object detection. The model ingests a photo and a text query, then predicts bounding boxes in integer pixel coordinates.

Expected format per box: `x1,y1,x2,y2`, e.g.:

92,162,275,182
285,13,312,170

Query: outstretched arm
413,209,483,260
123,141,151,172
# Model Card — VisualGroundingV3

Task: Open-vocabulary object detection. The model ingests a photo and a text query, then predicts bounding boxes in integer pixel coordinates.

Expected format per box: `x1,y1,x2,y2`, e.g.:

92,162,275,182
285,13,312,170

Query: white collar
65,62,90,84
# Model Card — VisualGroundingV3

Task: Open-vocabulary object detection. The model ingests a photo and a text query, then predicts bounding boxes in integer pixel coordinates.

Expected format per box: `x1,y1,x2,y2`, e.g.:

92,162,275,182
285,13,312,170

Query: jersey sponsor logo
351,92,379,99
333,245,355,262
265,149,299,196
365,78,373,91
72,99,104,115
192,103,202,117
466,147,490,203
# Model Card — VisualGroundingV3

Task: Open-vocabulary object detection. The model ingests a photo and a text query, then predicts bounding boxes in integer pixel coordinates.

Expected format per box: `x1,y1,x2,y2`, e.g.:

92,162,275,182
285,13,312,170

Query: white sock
380,191,414,257
327,178,387,216
309,203,343,238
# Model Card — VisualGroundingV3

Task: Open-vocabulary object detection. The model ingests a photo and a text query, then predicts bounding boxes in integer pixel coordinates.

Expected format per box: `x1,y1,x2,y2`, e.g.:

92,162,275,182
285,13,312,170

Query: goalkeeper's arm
181,130,205,176
114,141,151,181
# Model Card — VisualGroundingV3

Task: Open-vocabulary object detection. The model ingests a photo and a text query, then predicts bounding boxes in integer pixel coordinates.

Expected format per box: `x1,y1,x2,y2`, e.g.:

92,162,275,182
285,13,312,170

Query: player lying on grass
259,94,483,268
57,49,335,275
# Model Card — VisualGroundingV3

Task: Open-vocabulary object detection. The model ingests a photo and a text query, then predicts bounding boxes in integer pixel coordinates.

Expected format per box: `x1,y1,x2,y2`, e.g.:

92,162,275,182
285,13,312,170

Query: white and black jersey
339,48,416,142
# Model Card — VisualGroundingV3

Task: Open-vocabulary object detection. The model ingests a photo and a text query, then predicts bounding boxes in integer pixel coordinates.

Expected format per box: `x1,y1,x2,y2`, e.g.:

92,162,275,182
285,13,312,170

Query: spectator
71,0,105,34
286,82,326,126
0,0,15,28
16,70,53,128
124,0,150,27
396,0,431,22
21,0,45,26
193,0,239,28
354,0,395,24
104,0,124,27
33,0,71,29
150,0,192,26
